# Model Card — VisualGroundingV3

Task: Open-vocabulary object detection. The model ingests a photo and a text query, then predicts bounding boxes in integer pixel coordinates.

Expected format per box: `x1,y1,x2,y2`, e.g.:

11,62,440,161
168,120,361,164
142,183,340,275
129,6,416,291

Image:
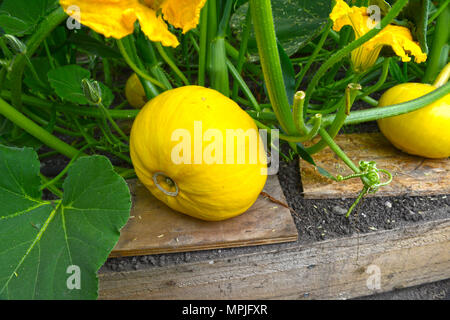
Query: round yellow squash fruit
130,86,268,221
125,73,147,109
377,83,450,159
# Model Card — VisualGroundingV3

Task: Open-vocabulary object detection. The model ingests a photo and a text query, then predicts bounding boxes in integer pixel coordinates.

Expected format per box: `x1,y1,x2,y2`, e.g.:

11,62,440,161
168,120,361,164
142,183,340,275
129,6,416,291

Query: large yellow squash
130,86,268,221
377,83,450,159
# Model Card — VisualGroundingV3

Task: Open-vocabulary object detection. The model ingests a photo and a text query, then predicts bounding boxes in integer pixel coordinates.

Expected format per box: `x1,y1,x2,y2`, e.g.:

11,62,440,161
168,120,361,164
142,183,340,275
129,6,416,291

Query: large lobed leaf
0,0,58,36
0,145,131,299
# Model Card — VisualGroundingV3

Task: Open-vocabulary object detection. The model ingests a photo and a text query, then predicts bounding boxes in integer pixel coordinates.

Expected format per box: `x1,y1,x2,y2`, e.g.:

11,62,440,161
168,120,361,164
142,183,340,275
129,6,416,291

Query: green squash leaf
0,0,58,36
230,0,332,60
47,65,91,105
47,65,114,107
68,33,122,59
0,145,131,299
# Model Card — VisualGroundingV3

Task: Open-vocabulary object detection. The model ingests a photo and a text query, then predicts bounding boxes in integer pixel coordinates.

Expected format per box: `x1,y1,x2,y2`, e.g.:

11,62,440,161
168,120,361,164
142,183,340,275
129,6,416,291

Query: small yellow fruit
377,83,450,158
125,73,146,109
130,86,268,221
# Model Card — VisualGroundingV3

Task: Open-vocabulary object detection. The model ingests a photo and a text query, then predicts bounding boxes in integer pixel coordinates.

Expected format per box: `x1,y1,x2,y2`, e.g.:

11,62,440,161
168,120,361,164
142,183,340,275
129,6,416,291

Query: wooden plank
110,175,298,257
300,132,450,199
98,213,450,300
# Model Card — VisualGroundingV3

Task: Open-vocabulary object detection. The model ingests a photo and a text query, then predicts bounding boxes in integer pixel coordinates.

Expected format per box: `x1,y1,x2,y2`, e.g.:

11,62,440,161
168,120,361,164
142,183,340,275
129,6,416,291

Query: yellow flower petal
367,25,427,63
329,0,427,72
160,0,207,34
60,0,138,39
330,0,369,37
59,0,205,47
133,4,179,47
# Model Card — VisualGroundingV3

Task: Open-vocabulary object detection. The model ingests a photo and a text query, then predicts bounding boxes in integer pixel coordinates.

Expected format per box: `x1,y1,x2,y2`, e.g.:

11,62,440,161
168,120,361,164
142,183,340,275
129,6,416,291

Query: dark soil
100,123,449,289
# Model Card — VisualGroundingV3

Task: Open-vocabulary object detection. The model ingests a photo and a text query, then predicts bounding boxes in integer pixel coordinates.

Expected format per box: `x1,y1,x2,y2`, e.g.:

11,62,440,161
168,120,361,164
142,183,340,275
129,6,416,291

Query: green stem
39,174,63,198
254,120,318,143
307,81,360,155
209,36,229,96
154,42,190,86
295,20,332,90
198,3,208,86
39,144,94,191
43,39,56,70
0,97,82,159
226,59,260,111
1,90,139,119
433,62,450,88
249,0,298,135
428,0,449,24
322,82,450,126
116,38,166,90
318,127,359,174
9,7,67,136
423,4,449,83
232,7,251,100
359,58,390,98
97,101,129,142
292,91,308,135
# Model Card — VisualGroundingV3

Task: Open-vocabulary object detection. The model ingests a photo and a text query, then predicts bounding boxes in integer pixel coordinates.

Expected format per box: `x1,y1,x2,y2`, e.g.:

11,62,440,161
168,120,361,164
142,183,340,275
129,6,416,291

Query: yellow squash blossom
330,0,427,73
59,0,207,47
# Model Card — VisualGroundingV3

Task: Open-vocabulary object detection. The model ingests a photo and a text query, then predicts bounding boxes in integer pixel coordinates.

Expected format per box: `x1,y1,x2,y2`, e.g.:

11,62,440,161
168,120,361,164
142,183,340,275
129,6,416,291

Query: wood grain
300,132,450,199
99,214,450,300
110,175,298,257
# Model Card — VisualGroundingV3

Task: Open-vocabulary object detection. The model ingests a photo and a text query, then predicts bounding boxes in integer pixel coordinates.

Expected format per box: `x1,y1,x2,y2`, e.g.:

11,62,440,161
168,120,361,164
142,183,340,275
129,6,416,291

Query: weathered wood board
300,132,450,199
99,214,450,300
110,175,298,257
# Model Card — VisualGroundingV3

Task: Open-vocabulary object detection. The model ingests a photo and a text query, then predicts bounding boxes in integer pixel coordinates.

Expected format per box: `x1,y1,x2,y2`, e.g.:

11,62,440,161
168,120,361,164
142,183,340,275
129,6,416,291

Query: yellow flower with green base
330,0,427,73
59,0,207,47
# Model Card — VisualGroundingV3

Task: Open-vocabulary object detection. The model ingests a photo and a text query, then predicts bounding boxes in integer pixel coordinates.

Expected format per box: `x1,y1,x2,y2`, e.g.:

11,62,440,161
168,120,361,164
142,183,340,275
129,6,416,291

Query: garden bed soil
100,149,449,273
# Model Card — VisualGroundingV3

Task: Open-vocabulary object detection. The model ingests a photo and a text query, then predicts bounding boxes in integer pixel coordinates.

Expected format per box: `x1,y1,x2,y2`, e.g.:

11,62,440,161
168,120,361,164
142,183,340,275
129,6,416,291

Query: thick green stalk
210,37,229,96
423,4,450,84
0,97,82,159
249,0,298,135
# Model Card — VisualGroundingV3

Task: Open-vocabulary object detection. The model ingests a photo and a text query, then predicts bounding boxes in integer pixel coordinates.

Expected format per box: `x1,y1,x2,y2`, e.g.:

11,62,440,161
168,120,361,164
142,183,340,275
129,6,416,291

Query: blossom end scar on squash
153,172,179,197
